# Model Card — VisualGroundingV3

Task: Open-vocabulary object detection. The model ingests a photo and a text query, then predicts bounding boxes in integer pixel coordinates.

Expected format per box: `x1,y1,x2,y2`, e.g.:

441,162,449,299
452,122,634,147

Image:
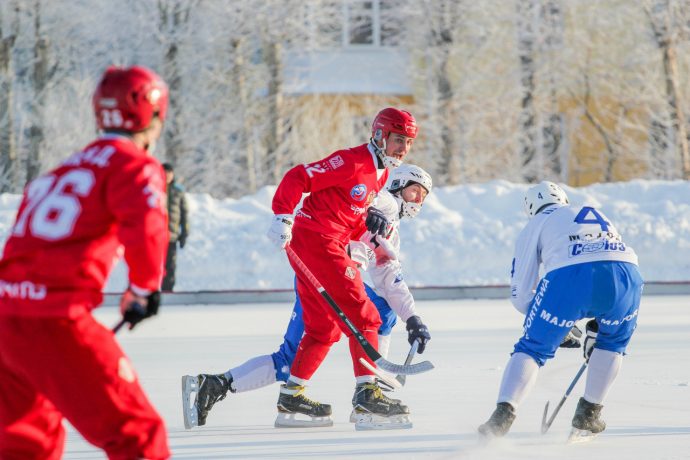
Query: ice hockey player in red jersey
0,66,171,459
266,107,420,428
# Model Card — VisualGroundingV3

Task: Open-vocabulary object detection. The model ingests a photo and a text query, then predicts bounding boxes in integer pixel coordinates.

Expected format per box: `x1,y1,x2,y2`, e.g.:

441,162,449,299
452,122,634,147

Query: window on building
304,0,401,49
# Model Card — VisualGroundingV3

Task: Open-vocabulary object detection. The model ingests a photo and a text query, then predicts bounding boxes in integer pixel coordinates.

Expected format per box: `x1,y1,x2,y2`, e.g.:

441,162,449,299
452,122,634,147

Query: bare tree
0,2,18,192
645,0,690,179
26,0,53,184
158,0,199,168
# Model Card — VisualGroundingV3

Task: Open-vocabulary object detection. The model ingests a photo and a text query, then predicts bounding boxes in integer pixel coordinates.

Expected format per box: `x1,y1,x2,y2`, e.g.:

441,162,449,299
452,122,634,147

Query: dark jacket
167,181,189,243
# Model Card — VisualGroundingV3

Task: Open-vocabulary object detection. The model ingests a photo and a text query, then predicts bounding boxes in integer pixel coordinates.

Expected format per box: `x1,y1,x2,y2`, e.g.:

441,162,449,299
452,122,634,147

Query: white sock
287,375,309,387
497,352,540,409
583,349,622,404
356,375,376,385
378,334,391,359
225,354,276,393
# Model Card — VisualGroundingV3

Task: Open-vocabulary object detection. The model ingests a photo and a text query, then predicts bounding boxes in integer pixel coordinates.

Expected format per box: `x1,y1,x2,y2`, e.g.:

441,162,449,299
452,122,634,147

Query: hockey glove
120,289,161,331
347,241,376,270
559,324,582,348
267,214,294,249
365,207,389,237
406,315,431,353
583,319,599,359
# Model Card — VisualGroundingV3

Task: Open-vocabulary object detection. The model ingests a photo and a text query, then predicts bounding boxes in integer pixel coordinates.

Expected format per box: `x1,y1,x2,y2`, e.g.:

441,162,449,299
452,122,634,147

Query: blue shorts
271,279,397,382
514,261,643,366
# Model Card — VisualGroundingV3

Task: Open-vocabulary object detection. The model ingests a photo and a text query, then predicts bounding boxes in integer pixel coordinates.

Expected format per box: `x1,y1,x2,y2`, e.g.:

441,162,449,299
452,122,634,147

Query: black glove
583,319,599,359
120,290,161,330
559,324,582,348
406,315,431,353
178,234,187,249
365,207,389,237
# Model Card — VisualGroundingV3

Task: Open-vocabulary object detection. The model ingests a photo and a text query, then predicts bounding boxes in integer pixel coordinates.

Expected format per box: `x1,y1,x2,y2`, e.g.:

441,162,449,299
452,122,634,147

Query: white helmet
388,164,432,218
524,181,569,218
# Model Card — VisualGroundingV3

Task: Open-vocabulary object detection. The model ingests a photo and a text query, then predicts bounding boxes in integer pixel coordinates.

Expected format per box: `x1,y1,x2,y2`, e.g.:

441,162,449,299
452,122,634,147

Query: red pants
288,226,382,380
0,313,170,460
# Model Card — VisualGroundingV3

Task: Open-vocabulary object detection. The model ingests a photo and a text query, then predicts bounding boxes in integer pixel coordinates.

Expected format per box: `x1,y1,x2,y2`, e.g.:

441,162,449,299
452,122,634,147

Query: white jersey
348,190,418,322
511,204,638,314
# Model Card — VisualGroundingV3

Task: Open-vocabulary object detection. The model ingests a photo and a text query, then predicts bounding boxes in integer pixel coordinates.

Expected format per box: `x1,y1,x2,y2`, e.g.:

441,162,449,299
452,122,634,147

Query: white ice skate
274,384,334,428
567,427,599,444
351,382,412,430
352,411,413,431
181,375,199,429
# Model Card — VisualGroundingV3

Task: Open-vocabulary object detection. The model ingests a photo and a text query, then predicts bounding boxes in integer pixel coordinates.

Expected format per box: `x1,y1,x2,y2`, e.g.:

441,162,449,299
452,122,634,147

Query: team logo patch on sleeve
350,184,367,201
329,155,344,169
345,266,357,279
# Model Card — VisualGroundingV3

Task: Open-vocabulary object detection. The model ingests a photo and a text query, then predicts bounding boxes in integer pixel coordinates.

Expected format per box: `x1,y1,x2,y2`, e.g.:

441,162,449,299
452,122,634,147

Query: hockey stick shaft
396,340,419,385
285,245,433,376
112,318,126,333
541,361,589,433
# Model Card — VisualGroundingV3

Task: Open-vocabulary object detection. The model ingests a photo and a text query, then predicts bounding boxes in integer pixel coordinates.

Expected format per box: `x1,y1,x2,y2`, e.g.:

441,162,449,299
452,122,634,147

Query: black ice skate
568,397,605,443
181,373,232,429
478,402,516,438
275,384,333,428
351,382,412,430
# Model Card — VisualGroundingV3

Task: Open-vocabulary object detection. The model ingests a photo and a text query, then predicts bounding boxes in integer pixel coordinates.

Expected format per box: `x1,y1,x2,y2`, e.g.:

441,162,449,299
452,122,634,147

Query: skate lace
365,383,391,402
293,387,324,408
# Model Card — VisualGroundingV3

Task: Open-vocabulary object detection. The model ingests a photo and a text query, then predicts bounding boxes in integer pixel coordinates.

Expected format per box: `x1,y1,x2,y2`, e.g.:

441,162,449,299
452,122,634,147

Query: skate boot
349,379,401,423
181,373,232,429
275,384,333,428
478,402,516,438
351,382,412,430
568,397,605,443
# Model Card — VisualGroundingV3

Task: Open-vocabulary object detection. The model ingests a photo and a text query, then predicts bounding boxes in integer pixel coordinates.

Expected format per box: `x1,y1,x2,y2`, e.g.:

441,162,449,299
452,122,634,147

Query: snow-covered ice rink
65,295,690,459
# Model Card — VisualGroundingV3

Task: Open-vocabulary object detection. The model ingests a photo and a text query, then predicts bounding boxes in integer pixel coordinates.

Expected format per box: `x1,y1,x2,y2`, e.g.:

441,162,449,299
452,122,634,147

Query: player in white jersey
182,165,432,430
478,181,643,441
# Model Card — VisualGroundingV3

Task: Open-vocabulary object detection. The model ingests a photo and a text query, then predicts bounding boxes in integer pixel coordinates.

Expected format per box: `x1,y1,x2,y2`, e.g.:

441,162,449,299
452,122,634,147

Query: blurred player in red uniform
267,108,422,428
0,66,171,459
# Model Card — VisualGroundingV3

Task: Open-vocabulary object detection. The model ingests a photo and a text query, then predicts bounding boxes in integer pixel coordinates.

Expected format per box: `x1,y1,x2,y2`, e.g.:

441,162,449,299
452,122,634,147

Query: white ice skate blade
274,411,333,428
181,375,199,430
358,358,402,389
567,428,598,444
353,412,413,431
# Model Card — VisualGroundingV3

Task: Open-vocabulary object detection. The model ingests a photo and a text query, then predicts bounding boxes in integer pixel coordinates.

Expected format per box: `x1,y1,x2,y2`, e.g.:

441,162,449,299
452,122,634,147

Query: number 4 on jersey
574,206,610,232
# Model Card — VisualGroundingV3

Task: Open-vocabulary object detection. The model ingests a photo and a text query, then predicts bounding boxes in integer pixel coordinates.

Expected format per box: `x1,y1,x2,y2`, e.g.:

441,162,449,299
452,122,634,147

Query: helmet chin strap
370,134,401,170
393,193,422,219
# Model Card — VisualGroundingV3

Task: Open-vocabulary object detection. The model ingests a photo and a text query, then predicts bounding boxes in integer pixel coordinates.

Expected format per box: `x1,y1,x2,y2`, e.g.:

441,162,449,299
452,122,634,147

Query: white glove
348,241,376,270
374,234,398,261
267,214,294,249
583,319,598,359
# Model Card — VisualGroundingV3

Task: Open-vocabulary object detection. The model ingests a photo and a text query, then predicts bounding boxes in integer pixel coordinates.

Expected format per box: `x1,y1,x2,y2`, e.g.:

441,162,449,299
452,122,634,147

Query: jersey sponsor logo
118,356,137,383
350,204,367,215
539,310,576,328
0,280,47,300
328,155,344,170
350,184,367,201
569,239,627,257
296,209,312,219
524,279,549,330
599,308,638,326
365,191,377,206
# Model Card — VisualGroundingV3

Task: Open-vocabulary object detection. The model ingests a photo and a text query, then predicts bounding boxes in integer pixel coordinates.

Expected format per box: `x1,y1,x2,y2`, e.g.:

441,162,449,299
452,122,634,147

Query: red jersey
0,135,168,317
272,143,389,242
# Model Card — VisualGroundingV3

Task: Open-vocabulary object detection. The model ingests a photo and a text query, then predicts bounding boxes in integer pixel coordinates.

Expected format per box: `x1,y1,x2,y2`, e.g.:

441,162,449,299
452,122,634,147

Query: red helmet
92,65,169,132
371,107,418,140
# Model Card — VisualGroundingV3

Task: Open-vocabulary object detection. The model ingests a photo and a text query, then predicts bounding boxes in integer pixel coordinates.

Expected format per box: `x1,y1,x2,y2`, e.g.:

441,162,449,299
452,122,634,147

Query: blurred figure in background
162,162,189,292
